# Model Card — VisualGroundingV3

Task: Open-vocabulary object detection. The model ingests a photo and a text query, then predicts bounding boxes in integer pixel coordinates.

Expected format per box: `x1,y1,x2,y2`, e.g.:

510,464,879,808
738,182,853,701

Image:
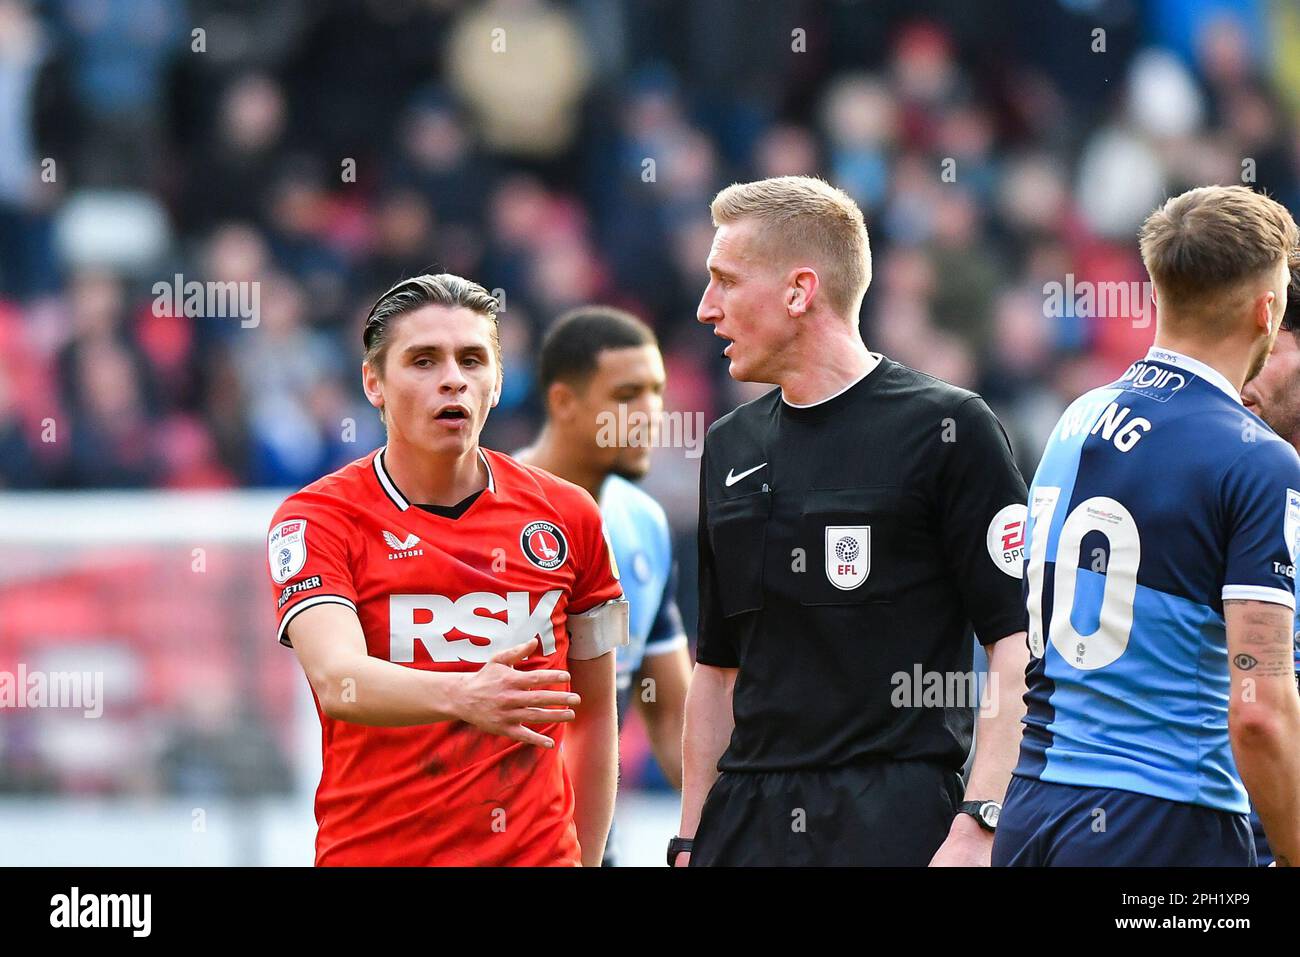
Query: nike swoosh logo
725,463,767,487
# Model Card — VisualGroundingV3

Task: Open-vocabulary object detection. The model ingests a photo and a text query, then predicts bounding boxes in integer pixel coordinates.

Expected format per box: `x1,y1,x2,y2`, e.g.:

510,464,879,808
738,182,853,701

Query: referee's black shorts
690,758,963,866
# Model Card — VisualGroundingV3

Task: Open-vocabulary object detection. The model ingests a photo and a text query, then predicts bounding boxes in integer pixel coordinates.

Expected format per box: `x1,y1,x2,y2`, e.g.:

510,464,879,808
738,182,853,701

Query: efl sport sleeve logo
269,520,308,584
987,503,1028,578
1286,489,1300,563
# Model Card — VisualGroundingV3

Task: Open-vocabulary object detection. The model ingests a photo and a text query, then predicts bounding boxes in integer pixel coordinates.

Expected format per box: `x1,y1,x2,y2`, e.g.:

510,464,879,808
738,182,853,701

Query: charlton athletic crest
825,525,870,590
521,520,569,570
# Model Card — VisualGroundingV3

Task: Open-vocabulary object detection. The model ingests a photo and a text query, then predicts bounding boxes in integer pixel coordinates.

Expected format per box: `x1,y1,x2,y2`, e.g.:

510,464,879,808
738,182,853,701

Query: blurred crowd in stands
4,0,1300,805
1,0,1299,505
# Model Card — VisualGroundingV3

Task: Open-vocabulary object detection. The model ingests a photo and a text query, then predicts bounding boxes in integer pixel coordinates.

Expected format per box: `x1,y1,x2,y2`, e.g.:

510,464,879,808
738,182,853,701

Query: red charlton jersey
266,446,622,866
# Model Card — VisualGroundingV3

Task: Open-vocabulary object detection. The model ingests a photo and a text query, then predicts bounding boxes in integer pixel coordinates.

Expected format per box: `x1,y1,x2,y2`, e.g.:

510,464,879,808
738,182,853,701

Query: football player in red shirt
266,274,627,866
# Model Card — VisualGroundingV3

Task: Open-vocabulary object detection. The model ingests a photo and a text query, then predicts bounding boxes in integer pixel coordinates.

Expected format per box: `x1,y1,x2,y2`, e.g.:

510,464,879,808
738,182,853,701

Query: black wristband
957,800,1001,832
667,836,694,866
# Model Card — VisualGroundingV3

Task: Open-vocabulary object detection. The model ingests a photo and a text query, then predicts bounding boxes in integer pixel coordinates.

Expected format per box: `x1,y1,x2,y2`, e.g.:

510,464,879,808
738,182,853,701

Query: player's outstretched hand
456,638,580,748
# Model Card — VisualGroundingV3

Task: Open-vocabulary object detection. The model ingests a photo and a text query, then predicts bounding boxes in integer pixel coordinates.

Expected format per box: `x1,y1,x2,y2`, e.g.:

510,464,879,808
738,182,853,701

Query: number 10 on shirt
1025,486,1142,670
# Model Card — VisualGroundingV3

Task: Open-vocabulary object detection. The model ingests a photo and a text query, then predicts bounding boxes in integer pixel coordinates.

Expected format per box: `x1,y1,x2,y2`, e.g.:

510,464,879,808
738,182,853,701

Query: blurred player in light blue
518,306,691,865
995,186,1300,866
1240,270,1300,865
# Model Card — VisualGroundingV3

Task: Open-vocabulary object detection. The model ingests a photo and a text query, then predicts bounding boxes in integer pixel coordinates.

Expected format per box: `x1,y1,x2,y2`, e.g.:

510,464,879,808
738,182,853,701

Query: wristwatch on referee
667,836,694,866
957,800,1001,832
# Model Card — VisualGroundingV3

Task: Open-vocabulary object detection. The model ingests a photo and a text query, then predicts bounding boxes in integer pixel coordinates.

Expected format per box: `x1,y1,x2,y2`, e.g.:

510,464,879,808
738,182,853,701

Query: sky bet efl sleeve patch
268,519,308,584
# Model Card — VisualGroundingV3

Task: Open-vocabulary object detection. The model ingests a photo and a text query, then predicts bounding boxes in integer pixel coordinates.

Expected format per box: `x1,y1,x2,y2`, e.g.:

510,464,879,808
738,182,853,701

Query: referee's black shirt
696,354,1028,773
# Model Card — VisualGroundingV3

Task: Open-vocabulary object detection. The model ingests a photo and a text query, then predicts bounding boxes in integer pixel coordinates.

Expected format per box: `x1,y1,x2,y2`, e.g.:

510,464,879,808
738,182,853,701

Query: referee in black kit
670,176,1031,867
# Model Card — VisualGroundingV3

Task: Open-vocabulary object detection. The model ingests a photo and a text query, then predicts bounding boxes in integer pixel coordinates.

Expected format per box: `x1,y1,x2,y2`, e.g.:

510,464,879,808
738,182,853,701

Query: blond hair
710,175,872,318
1138,185,1297,334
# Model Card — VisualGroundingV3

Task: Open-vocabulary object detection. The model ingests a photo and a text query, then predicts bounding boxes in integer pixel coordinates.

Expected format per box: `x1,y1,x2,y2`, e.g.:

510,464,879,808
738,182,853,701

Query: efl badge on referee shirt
825,526,870,590
268,519,308,584
1285,488,1300,563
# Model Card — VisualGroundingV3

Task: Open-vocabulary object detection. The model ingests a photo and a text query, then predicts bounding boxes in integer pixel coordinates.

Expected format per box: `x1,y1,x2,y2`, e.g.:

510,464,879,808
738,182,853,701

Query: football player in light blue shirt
518,306,692,864
995,186,1300,866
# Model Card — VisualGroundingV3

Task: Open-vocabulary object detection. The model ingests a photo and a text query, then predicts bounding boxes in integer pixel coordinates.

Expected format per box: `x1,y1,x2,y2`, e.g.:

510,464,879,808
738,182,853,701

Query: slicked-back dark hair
363,273,501,372
538,306,658,393
362,273,501,428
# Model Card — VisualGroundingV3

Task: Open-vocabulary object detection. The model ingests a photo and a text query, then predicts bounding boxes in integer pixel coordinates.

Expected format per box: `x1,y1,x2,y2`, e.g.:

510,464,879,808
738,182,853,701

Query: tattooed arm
1225,599,1300,866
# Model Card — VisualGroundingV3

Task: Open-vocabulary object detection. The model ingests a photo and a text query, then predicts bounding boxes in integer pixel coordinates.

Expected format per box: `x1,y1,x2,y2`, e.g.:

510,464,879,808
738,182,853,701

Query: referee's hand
456,638,580,748
929,813,993,866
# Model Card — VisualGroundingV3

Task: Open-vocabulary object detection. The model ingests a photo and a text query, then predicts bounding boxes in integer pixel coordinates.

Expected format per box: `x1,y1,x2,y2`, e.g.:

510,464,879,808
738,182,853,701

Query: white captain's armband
567,598,630,660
